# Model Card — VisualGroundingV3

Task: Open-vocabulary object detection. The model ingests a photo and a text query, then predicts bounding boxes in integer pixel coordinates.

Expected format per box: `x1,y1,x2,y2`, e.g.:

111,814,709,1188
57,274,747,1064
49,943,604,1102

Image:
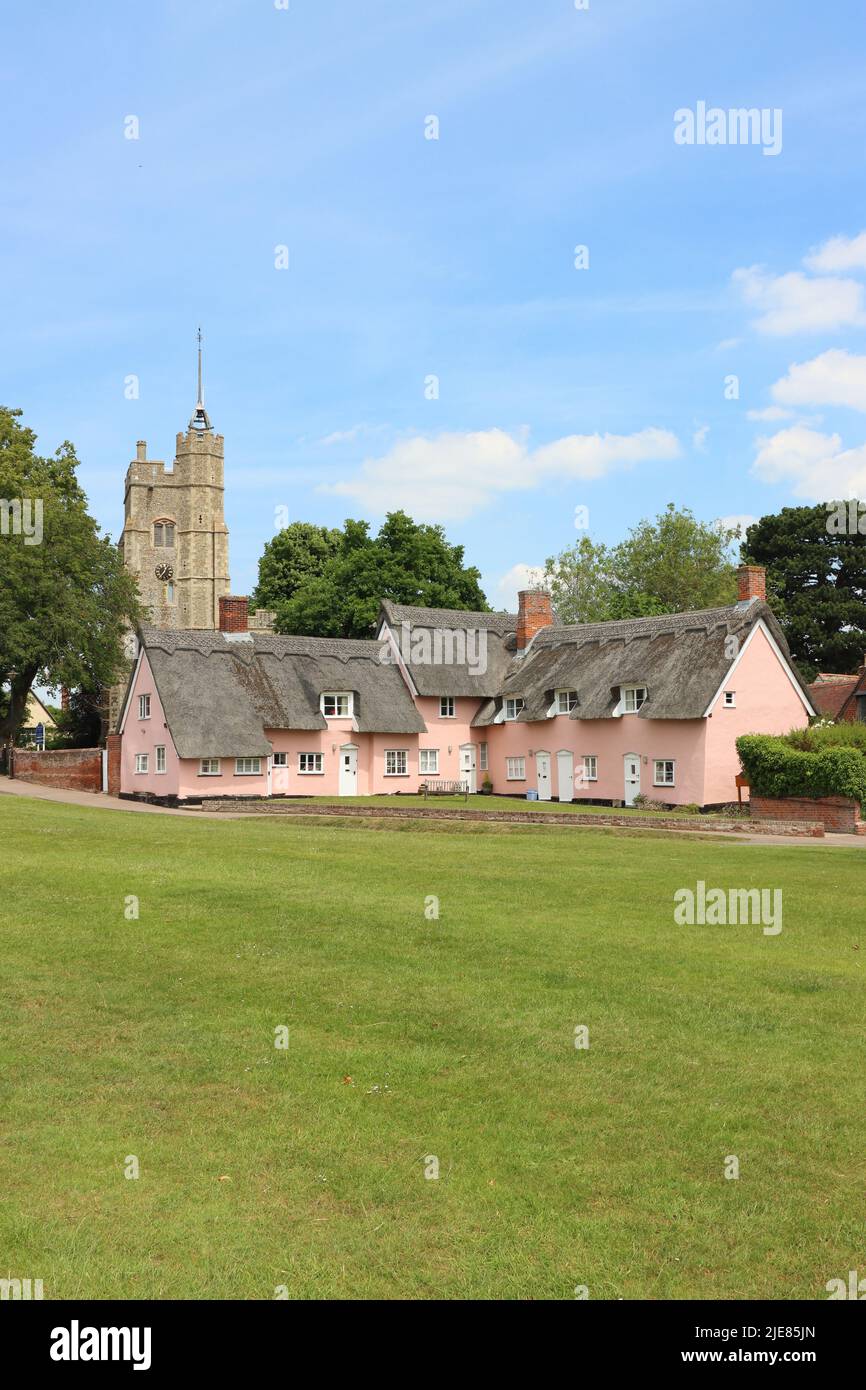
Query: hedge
737,734,866,803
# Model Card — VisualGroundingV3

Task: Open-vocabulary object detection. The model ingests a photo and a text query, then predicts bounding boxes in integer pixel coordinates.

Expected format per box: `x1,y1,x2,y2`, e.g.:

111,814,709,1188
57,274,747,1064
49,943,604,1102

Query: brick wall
10,747,103,793
751,794,865,835
106,734,121,796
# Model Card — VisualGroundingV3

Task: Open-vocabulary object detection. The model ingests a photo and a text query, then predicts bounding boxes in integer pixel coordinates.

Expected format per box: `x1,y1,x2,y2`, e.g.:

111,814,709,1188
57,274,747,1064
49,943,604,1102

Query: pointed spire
189,326,212,430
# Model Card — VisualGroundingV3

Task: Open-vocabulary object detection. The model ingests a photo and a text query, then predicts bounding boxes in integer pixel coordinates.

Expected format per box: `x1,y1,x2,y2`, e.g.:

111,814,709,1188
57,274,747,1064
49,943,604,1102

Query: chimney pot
219,595,249,633
736,565,766,604
135,440,147,461
516,589,554,650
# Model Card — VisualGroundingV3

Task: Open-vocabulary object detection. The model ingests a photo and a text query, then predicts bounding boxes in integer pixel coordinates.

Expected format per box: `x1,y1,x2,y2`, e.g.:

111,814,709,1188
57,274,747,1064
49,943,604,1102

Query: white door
459,744,476,793
557,750,573,802
272,756,289,794
339,744,358,796
536,751,552,801
624,753,641,806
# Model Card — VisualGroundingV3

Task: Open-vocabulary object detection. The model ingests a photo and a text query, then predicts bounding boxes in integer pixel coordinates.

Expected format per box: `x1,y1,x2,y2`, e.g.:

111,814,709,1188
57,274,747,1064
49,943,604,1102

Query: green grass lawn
1,794,863,1300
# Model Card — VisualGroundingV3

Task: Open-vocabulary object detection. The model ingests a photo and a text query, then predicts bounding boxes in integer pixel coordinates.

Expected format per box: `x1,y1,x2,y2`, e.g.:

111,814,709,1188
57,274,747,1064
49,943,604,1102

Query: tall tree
543,505,739,624
268,511,489,638
743,503,866,678
0,407,141,746
251,521,343,611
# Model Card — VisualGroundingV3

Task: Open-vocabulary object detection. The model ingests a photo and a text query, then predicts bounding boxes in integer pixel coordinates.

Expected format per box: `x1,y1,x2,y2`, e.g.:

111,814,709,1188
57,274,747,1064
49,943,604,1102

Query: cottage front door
623,753,641,806
339,744,358,796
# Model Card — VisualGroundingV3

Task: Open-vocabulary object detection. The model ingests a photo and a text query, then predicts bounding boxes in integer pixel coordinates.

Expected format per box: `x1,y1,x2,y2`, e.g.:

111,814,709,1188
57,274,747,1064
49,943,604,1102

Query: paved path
1,777,863,847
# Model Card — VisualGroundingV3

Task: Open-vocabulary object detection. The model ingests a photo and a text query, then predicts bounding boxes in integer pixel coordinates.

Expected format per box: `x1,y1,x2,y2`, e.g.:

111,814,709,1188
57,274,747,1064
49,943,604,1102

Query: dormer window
321,692,352,718
153,520,175,547
504,697,525,721
621,685,647,713
555,689,578,714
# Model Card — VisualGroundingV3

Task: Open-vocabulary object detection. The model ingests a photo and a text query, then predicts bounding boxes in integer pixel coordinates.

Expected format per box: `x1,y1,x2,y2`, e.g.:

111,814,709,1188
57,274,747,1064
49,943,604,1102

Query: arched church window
154,520,175,547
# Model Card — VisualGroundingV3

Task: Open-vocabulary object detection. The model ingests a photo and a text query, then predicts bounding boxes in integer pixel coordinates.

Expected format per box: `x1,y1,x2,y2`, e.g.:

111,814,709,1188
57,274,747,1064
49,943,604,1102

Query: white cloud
716,337,742,351
804,231,866,274
751,424,866,498
692,424,710,450
747,405,792,421
322,426,681,521
716,513,757,537
732,265,866,335
771,348,866,413
494,562,544,611
318,423,389,446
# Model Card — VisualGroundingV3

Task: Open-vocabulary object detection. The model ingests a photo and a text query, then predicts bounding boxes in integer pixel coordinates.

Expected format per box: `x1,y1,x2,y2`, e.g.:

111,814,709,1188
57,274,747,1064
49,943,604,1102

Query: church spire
189,326,212,431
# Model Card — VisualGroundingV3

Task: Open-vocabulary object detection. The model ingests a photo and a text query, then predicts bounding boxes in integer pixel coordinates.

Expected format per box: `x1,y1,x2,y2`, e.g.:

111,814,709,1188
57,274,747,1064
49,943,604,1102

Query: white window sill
298,771,324,775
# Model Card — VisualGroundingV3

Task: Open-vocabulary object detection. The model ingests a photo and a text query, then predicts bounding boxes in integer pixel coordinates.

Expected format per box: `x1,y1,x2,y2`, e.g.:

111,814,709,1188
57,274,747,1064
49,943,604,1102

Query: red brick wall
737,565,766,603
516,590,553,649
106,734,121,796
11,747,103,793
218,595,249,632
751,794,865,835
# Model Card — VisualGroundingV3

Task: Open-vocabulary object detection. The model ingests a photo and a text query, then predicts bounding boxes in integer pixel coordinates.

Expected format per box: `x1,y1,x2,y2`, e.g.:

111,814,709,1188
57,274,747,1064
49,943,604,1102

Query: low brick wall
10,747,103,793
199,799,823,837
751,794,865,835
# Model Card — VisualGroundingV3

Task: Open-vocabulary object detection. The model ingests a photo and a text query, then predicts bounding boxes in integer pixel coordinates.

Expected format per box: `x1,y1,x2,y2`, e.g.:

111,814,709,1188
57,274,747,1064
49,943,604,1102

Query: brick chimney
736,565,766,605
219,594,249,633
516,590,554,650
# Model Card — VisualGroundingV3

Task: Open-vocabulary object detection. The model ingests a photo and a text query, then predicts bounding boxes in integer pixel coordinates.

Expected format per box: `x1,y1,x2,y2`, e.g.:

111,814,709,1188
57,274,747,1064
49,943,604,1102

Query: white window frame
234,757,262,776
653,759,676,787
134,753,149,774
385,749,408,777
321,692,352,718
439,696,455,718
622,685,647,714
583,755,598,782
479,741,488,771
419,748,439,774
504,697,525,722
298,752,324,774
199,758,221,776
506,756,526,781
555,689,578,714
138,693,151,720
272,751,288,767
723,690,736,708
155,745,166,774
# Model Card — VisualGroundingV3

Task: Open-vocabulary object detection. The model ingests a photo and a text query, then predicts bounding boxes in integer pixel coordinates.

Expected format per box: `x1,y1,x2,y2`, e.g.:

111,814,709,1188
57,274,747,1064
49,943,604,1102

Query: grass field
1,794,863,1300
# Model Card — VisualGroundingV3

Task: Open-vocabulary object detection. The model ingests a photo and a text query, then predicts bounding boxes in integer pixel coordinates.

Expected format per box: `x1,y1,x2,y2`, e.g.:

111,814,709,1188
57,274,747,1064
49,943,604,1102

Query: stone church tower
118,337,230,630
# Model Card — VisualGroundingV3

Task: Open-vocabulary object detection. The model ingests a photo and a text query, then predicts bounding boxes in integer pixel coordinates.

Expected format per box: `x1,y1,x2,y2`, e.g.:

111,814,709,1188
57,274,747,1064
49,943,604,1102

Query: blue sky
3,0,866,610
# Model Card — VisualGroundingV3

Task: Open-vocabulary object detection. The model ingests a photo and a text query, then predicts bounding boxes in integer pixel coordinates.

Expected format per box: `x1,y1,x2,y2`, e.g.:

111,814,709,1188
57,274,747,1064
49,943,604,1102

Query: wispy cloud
771,348,866,413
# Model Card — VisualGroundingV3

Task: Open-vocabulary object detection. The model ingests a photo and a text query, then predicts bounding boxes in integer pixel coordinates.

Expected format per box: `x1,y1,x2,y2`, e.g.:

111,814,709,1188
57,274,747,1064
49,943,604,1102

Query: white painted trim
117,646,146,736
377,620,420,699
701,618,815,718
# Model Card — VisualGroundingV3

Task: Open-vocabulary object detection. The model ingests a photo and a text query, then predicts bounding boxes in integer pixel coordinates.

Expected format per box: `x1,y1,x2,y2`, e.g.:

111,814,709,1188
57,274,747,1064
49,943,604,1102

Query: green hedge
737,734,866,803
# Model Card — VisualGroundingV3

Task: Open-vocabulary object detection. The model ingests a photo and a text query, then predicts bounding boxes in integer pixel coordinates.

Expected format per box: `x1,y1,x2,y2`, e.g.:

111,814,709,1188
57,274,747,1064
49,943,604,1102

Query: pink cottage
114,565,814,808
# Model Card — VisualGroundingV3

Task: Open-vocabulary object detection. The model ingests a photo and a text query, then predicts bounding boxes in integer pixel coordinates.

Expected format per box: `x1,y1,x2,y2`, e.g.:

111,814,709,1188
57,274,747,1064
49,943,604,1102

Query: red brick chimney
516,590,554,650
219,595,249,633
736,565,766,604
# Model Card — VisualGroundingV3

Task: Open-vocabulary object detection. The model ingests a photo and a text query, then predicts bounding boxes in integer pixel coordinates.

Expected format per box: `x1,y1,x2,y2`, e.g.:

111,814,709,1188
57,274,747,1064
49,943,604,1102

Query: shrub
737,733,866,803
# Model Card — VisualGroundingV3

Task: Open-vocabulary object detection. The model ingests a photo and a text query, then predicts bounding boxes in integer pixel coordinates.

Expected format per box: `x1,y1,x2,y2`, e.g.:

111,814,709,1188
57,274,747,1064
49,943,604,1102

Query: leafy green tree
0,407,141,746
251,521,343,611
543,505,739,624
743,503,866,677
48,685,104,749
270,510,489,637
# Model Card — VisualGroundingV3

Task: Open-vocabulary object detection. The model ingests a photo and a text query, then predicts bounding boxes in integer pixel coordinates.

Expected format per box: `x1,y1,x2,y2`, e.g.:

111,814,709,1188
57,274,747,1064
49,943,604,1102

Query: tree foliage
263,511,489,638
543,504,739,624
742,504,866,678
0,407,141,745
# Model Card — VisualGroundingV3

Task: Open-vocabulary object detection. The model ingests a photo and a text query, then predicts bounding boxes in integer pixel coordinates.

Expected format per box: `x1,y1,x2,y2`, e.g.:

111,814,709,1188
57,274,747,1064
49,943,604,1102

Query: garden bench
420,779,469,801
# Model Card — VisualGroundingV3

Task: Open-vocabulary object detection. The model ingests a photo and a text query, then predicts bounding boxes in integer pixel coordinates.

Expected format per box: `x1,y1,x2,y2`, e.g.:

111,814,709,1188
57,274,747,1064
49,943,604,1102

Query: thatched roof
135,626,424,760
377,600,517,697
472,601,813,726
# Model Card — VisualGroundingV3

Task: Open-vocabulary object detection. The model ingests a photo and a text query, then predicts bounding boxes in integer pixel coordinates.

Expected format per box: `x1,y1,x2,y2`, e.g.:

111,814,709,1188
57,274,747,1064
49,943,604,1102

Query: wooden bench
420,779,469,802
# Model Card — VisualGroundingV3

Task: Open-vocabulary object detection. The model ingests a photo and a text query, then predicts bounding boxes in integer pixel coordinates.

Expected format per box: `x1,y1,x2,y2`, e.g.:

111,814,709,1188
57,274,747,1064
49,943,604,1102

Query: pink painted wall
703,623,810,804
120,653,180,795
484,714,709,804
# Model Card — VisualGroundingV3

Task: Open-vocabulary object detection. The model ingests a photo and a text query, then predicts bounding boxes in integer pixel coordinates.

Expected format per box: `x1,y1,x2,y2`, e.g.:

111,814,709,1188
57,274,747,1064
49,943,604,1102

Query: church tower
118,331,230,630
